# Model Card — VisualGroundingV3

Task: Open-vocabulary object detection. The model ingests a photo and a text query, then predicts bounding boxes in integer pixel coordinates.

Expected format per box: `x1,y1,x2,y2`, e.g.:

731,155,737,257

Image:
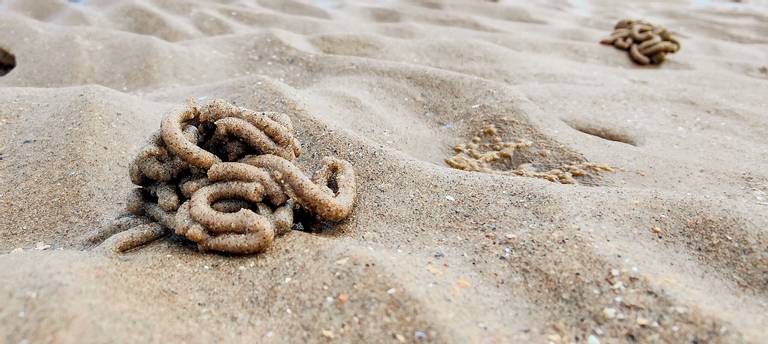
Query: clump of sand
600,19,681,65
89,99,356,254
446,124,616,184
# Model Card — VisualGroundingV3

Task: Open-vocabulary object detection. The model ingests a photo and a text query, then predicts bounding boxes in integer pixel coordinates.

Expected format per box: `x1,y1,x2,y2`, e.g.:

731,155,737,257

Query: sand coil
600,19,680,65
91,99,356,254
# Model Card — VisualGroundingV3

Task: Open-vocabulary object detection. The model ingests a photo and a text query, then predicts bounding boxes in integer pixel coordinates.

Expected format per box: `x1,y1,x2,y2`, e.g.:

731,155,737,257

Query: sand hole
565,121,638,146
366,7,402,23
0,48,16,76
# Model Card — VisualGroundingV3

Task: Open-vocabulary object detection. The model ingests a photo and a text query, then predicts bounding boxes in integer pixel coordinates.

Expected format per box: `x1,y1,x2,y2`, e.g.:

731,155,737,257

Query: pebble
394,334,406,343
588,335,600,344
547,334,562,342
387,288,397,294
456,278,471,289
337,294,349,304
426,265,443,276
602,307,617,320
321,329,334,339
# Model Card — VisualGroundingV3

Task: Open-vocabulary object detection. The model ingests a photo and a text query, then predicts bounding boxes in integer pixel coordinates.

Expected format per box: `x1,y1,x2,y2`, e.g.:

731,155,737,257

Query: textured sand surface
1,0,767,343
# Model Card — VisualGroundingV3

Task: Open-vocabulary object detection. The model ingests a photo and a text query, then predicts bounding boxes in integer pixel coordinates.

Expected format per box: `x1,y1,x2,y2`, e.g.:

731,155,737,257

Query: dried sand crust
90,99,356,254
600,19,681,65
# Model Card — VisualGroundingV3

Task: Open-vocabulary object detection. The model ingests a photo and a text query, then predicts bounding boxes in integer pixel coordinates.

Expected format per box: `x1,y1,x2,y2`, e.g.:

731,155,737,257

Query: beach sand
1,0,767,342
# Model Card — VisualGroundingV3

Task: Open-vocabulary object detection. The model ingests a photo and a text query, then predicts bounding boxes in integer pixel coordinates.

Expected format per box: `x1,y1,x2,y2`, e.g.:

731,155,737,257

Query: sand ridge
1,0,767,343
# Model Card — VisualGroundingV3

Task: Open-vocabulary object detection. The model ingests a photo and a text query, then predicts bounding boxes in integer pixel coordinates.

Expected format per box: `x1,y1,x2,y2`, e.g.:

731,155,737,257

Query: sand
1,0,767,343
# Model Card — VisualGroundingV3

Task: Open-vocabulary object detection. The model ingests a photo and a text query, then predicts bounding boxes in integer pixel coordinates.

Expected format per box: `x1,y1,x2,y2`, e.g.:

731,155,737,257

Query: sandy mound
1,0,767,343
